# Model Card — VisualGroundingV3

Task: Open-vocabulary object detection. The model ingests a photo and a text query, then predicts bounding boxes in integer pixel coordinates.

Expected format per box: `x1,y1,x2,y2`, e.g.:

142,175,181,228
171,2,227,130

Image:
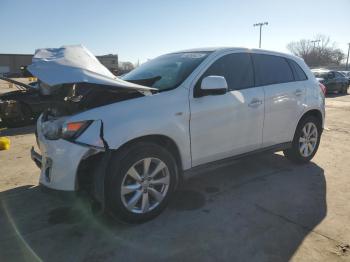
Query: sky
1,0,349,63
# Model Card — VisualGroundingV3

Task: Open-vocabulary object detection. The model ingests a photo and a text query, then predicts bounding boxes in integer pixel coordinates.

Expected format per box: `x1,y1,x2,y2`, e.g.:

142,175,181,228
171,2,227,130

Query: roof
170,46,300,60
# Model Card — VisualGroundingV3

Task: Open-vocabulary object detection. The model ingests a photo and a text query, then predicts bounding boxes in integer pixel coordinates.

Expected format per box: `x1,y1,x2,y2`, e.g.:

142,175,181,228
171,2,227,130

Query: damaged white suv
31,45,325,223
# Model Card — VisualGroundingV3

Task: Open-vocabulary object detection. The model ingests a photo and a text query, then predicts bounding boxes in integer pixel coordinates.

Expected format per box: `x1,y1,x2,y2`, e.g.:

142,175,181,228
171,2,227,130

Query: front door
189,53,264,167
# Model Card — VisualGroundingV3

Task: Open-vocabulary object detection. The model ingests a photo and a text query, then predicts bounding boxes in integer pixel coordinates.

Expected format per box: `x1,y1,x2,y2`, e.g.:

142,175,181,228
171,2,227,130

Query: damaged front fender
75,119,111,212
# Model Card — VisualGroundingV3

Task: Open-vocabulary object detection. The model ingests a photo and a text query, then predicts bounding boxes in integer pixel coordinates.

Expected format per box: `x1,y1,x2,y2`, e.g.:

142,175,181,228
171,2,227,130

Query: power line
253,22,268,48
346,43,350,70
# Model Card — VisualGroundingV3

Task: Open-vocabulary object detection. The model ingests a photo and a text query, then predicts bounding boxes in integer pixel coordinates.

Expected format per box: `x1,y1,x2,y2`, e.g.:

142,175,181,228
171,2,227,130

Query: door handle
248,98,263,107
294,89,303,96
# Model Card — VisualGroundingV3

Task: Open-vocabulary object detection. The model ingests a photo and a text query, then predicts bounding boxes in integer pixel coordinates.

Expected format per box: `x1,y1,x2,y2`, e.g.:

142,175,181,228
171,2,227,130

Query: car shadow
0,125,35,136
0,153,326,262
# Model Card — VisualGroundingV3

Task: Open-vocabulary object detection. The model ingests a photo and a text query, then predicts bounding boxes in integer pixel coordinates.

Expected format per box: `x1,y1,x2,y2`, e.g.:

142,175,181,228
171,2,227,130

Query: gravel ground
0,81,349,261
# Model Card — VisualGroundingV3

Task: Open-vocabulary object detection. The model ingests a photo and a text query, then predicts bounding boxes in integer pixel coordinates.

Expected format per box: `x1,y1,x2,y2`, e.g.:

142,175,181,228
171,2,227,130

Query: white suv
31,46,325,223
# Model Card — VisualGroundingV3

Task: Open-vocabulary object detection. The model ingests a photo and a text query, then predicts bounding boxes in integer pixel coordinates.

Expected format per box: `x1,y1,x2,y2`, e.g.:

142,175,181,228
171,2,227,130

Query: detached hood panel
27,45,154,91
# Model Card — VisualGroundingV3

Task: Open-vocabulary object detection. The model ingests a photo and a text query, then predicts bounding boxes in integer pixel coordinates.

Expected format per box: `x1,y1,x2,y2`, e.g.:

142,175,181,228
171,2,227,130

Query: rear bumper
324,85,341,93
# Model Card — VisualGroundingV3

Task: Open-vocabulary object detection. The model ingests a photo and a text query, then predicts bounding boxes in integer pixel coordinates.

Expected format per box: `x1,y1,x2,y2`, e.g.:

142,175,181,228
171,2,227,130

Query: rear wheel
106,142,178,223
284,116,321,164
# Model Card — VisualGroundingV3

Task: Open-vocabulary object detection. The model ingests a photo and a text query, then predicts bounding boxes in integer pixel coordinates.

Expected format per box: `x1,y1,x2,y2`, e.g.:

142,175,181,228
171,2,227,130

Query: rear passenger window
253,54,294,86
197,53,254,91
288,59,308,81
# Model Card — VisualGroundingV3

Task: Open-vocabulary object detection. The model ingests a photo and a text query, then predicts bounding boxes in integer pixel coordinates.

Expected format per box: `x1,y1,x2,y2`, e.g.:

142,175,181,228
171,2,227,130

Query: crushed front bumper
32,116,101,191
31,146,42,168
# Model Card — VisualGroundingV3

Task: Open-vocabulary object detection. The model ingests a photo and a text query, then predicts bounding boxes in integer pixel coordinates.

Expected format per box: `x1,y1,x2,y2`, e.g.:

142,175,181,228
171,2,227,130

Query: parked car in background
312,69,348,94
339,71,350,85
340,71,350,77
30,45,325,223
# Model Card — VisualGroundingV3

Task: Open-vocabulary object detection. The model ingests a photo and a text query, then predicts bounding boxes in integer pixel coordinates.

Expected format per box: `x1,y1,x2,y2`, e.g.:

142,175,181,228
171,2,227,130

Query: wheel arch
116,134,183,173
76,134,184,194
296,109,324,133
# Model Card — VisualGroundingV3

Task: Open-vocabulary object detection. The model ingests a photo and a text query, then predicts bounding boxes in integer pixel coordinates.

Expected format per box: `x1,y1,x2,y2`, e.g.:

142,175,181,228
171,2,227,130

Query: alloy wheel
299,122,318,157
120,157,170,214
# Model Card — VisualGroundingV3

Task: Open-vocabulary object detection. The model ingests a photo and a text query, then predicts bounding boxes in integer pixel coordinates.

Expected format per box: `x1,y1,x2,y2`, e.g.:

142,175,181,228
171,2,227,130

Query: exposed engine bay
0,45,154,127
43,82,145,118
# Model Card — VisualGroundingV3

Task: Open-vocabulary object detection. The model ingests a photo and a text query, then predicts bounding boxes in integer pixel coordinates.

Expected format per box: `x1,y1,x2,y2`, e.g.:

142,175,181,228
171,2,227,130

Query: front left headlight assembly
41,119,64,140
42,119,92,140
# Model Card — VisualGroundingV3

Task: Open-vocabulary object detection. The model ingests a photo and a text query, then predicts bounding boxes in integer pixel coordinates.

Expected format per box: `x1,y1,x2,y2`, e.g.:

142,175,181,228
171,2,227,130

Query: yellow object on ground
28,77,37,82
0,137,10,150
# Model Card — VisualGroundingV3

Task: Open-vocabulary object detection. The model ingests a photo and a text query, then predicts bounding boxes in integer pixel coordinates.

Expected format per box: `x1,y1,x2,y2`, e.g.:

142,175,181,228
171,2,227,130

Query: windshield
313,72,328,78
122,52,211,91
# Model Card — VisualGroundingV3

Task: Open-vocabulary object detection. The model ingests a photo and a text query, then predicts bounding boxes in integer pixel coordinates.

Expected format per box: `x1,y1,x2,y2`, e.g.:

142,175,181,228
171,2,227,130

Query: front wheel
284,116,322,164
105,142,178,223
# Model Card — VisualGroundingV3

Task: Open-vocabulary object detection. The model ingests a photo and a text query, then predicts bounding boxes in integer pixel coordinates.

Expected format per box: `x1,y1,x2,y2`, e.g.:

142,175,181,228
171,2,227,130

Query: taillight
319,83,326,96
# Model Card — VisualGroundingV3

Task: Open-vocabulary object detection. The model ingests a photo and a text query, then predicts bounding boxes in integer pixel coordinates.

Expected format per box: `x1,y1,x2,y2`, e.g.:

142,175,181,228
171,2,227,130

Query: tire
105,142,178,223
283,116,322,164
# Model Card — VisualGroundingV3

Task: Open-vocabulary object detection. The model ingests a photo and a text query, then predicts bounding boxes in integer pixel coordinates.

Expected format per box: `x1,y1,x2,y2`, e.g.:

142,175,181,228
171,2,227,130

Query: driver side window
195,53,254,94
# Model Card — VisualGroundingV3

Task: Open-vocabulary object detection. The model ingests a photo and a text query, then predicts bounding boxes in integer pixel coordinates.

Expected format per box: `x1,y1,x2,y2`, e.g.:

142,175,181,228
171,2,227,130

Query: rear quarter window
253,54,294,86
288,59,308,81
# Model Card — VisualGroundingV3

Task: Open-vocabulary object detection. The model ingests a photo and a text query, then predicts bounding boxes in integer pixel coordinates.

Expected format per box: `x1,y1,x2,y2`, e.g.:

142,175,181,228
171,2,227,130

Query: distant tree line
287,35,345,67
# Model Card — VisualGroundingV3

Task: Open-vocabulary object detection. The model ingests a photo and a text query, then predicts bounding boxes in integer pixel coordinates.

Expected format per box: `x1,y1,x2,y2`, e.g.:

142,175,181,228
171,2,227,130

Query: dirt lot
0,80,349,261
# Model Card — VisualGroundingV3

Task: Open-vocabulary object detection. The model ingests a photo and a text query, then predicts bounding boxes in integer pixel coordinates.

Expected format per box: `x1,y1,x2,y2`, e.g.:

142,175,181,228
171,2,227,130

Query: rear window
253,54,294,86
288,59,307,81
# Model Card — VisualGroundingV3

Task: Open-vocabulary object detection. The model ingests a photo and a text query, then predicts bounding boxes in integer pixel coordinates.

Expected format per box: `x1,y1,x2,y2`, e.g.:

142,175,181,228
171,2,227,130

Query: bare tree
287,35,345,67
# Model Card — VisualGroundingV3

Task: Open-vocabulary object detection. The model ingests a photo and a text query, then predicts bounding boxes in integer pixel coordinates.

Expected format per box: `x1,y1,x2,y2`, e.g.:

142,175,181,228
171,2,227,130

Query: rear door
190,52,264,166
252,54,307,147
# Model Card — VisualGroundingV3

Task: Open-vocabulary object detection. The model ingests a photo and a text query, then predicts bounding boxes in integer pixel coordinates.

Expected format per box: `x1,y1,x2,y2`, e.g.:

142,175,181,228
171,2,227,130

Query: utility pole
346,43,350,70
310,40,321,48
253,22,268,48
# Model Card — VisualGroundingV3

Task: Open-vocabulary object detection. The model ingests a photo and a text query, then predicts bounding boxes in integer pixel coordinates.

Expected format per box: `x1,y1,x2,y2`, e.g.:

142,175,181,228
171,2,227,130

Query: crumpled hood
27,45,155,92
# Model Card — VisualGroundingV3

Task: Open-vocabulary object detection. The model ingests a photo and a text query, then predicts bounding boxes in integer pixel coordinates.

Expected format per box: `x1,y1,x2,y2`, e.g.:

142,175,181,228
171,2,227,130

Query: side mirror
198,76,228,97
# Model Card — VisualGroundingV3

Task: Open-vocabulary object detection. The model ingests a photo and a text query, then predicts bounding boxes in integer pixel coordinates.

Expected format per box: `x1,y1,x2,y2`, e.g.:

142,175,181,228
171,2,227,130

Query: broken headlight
42,117,92,141
41,120,64,140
